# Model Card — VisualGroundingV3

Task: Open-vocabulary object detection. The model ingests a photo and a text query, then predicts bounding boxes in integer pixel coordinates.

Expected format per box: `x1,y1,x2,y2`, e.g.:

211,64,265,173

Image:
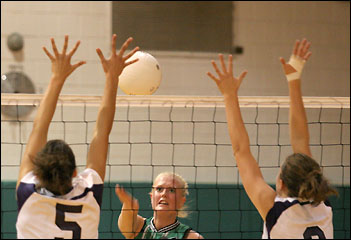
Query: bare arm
280,39,312,157
115,185,145,239
207,54,276,220
16,36,85,189
86,34,139,181
184,230,204,239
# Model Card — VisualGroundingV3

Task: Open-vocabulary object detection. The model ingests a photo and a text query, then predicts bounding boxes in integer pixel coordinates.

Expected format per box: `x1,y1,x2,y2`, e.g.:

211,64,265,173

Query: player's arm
115,185,145,239
16,36,85,190
184,230,204,239
207,54,276,220
86,34,139,181
280,39,312,157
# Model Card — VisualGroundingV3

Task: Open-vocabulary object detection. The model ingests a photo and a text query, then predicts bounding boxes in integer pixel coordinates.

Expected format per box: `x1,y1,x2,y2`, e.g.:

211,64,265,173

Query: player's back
262,196,333,239
16,168,103,239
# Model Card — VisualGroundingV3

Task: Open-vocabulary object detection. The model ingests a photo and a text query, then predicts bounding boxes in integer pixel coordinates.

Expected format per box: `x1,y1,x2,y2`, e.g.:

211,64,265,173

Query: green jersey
135,217,192,239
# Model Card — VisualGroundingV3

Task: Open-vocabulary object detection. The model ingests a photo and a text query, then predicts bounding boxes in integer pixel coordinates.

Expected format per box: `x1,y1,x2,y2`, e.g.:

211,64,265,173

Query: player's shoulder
74,168,103,185
18,171,37,184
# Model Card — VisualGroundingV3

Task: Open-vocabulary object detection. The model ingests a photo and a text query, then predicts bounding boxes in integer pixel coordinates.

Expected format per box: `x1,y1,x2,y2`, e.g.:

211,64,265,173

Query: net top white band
1,94,350,109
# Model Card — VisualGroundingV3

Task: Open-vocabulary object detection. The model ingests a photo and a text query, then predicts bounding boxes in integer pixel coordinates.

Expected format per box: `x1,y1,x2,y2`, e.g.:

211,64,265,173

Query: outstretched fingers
62,35,68,55
279,57,286,66
292,40,299,56
219,54,227,73
115,184,126,200
237,71,248,86
301,41,310,54
301,40,312,60
44,36,81,61
123,46,140,62
297,38,307,57
211,60,222,78
43,46,54,61
118,37,133,57
115,184,135,206
207,71,220,84
111,34,117,56
68,40,81,58
51,38,59,57
125,58,139,67
71,60,86,72
228,55,233,75
96,48,106,64
292,38,312,61
303,51,312,61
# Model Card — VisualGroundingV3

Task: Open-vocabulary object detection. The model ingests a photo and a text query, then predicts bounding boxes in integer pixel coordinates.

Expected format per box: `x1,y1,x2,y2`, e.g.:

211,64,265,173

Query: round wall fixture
7,32,24,51
1,71,36,118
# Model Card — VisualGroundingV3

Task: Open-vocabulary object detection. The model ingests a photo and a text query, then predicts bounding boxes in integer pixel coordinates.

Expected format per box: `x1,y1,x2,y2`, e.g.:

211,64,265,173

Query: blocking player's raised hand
96,34,139,79
279,38,312,81
207,54,247,97
43,35,86,82
282,39,313,157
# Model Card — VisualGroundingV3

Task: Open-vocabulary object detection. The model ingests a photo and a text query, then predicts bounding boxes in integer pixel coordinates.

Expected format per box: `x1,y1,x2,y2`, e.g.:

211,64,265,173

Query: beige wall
1,1,350,97
1,1,350,185
1,1,112,95
231,1,350,97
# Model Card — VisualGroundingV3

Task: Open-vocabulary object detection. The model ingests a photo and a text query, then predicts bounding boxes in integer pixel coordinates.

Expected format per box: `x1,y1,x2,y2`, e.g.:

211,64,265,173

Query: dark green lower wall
1,182,349,239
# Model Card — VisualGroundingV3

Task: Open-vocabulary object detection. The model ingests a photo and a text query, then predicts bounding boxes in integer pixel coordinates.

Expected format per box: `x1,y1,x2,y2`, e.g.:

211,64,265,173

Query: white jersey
262,196,333,239
16,168,103,239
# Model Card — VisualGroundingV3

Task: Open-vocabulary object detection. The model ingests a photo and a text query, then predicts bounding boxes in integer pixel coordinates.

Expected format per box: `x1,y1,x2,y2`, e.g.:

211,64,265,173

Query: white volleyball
119,51,162,95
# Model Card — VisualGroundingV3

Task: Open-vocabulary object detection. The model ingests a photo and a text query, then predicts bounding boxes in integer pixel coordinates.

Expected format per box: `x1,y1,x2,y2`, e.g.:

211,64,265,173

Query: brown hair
280,153,338,205
32,139,76,196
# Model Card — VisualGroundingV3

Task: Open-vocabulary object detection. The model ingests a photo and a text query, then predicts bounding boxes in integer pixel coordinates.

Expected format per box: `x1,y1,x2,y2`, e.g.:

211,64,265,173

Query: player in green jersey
115,172,204,239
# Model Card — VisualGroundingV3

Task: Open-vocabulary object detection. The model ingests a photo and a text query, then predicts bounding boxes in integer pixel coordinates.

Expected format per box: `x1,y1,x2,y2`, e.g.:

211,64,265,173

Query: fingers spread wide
51,38,59,57
68,40,81,58
43,47,54,61
96,48,105,62
118,37,133,57
62,35,69,55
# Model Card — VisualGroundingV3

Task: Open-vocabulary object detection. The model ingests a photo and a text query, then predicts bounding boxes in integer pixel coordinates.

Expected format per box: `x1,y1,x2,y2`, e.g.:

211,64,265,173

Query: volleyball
119,51,162,95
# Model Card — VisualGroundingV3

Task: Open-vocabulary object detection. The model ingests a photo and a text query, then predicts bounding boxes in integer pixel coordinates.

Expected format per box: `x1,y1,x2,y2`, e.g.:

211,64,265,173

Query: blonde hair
151,172,189,218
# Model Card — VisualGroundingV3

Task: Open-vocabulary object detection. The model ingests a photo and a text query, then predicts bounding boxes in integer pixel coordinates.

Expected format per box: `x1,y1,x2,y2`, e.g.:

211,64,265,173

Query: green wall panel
1,182,349,239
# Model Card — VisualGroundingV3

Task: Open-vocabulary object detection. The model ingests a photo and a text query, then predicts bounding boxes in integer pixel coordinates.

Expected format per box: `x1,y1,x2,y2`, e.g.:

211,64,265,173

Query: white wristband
286,72,301,81
286,55,306,81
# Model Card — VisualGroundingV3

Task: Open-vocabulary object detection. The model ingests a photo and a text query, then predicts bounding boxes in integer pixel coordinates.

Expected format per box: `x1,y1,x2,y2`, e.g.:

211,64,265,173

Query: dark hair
32,139,76,195
280,153,338,205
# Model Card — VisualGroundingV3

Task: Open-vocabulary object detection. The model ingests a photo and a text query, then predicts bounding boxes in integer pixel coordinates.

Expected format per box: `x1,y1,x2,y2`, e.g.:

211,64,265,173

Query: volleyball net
1,94,350,238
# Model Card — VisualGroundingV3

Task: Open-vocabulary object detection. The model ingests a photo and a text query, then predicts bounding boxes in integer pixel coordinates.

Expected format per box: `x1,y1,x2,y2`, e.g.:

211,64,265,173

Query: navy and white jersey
262,196,333,239
16,168,103,239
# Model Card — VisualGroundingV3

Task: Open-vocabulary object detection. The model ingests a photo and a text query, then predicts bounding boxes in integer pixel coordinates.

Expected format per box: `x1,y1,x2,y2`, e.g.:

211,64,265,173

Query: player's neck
153,211,177,230
276,189,289,198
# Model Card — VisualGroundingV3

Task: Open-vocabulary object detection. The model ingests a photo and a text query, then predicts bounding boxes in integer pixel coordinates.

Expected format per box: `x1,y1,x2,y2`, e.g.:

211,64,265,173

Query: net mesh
1,94,350,239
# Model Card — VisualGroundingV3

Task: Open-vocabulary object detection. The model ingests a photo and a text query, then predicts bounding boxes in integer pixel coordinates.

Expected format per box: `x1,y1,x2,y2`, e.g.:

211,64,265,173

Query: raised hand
207,54,248,97
280,38,312,79
115,184,139,210
96,34,139,79
43,35,86,82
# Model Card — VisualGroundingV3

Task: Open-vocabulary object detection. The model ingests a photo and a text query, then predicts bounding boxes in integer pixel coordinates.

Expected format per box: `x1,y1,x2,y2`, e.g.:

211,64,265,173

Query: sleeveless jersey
16,168,103,239
135,217,192,239
262,196,333,239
